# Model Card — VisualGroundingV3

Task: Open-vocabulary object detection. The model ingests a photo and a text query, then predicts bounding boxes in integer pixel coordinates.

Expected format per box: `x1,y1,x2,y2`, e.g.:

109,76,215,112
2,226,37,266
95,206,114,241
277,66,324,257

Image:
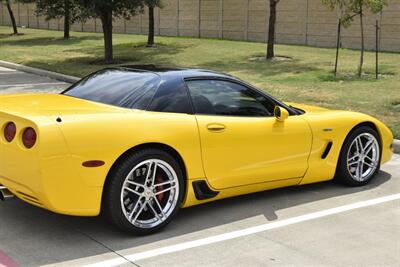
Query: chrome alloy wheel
347,133,380,182
120,159,179,229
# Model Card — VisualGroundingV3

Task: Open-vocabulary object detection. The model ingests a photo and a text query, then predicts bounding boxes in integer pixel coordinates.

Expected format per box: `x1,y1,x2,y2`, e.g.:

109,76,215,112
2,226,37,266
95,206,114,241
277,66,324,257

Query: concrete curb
393,139,400,155
0,60,79,83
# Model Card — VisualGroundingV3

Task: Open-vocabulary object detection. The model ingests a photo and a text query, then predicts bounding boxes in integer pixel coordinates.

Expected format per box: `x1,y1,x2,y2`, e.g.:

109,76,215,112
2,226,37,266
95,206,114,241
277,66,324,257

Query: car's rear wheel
335,126,381,186
102,148,184,235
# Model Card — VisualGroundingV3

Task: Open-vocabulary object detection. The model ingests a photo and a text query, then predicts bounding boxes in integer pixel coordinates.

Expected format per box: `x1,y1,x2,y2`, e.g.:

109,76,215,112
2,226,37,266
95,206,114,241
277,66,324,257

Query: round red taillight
22,127,37,149
4,122,16,142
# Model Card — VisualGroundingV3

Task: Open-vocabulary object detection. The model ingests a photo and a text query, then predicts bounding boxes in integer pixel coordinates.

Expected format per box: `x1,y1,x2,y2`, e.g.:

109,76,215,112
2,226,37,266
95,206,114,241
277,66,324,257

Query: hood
285,102,331,113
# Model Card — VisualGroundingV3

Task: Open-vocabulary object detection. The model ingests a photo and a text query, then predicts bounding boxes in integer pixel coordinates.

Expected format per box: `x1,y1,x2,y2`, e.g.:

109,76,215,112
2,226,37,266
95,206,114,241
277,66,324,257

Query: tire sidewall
336,126,382,186
103,149,185,235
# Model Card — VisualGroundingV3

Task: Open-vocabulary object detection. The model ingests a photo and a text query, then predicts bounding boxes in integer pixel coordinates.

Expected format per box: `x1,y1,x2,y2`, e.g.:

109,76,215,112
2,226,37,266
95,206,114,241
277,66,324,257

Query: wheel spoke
358,161,364,180
145,162,153,182
153,197,166,218
353,139,358,153
364,161,375,168
148,199,165,221
364,154,372,161
151,162,158,186
346,133,380,182
145,161,158,186
155,185,177,196
347,154,358,163
154,180,174,188
355,162,361,179
363,140,374,154
354,137,361,153
123,186,141,196
125,180,145,188
128,197,144,221
348,161,359,166
121,158,179,229
364,144,375,155
131,200,148,224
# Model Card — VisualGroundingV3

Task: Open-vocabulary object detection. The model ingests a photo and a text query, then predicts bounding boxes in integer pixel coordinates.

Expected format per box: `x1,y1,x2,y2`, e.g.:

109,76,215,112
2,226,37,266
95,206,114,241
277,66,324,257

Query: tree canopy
144,0,163,8
73,0,144,20
73,0,145,63
322,0,387,27
322,0,387,76
26,0,81,39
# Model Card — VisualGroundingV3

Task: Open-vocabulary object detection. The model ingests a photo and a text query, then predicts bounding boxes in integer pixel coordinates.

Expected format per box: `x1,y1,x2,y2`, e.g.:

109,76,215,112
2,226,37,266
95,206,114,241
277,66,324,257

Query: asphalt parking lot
0,66,69,94
0,67,399,267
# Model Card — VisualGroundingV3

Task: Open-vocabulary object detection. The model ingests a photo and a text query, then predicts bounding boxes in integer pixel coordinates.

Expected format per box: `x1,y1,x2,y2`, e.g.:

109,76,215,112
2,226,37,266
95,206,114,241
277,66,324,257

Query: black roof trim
118,64,187,72
114,64,232,79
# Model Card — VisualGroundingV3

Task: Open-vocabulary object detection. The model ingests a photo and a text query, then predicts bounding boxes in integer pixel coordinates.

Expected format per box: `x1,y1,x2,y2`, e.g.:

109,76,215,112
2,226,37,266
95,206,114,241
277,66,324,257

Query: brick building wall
0,0,399,52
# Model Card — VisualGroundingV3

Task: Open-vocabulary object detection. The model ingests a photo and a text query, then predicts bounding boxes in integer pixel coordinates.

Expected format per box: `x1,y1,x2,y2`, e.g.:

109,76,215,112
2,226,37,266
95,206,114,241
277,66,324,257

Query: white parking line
0,82,68,88
84,193,400,267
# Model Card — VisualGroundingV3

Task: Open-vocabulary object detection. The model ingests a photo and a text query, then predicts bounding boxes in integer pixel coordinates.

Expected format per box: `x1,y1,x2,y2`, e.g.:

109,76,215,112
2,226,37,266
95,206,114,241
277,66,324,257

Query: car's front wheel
335,126,381,186
102,148,184,235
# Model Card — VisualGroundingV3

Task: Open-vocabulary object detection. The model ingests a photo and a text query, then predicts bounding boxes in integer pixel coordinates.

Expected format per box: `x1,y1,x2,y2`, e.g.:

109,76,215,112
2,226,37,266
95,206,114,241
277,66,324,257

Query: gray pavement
0,67,69,94
0,67,399,267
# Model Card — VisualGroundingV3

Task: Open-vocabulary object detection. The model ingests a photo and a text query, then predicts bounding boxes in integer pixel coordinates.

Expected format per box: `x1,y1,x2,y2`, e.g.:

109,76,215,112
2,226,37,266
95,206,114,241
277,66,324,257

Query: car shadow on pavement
0,170,392,266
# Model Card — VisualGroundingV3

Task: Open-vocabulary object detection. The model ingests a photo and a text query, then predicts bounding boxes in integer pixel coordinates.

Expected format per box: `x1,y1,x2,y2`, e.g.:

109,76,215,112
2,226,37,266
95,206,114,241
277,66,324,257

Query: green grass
0,26,399,138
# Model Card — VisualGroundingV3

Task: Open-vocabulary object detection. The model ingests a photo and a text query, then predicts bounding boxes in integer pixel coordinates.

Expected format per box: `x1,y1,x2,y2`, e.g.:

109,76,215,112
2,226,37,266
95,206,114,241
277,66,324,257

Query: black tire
335,125,381,186
102,148,185,235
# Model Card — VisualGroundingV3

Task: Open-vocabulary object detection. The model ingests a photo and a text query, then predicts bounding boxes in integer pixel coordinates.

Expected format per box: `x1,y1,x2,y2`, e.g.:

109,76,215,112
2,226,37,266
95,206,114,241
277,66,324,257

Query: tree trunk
358,5,364,77
334,19,341,77
147,6,155,47
64,0,70,39
6,1,18,35
100,11,113,64
266,0,278,60
375,19,379,79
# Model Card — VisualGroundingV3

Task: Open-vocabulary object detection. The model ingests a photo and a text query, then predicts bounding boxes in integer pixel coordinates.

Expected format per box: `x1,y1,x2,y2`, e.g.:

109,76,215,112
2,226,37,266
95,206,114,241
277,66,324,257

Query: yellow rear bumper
0,113,103,216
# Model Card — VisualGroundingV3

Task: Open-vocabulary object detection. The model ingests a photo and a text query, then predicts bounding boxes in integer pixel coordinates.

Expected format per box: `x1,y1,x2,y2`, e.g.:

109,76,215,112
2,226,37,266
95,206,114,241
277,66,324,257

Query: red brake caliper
155,174,165,202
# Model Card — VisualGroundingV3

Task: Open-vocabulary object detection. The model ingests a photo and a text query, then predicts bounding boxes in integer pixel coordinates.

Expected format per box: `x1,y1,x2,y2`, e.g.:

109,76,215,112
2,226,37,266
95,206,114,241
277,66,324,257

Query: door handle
207,123,226,132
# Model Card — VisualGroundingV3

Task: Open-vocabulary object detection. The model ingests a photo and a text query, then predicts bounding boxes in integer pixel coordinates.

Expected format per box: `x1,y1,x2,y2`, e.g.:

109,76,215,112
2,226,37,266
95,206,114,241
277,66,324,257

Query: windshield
62,69,161,110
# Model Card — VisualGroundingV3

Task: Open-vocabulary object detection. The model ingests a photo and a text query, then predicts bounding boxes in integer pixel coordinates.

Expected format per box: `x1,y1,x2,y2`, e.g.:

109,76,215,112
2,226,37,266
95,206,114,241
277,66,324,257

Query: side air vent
321,142,333,159
192,180,219,200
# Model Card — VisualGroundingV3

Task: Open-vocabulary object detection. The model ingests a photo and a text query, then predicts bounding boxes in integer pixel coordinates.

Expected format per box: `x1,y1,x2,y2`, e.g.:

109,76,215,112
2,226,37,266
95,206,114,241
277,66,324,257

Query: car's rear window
62,69,160,110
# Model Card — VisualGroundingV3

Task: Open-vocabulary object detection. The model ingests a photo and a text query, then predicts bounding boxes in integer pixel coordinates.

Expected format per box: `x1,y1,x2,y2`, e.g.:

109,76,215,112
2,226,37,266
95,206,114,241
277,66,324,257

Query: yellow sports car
0,66,394,234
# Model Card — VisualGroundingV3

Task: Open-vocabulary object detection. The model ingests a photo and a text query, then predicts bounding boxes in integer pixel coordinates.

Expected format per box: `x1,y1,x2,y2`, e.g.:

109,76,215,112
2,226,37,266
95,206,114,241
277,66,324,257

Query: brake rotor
155,174,165,202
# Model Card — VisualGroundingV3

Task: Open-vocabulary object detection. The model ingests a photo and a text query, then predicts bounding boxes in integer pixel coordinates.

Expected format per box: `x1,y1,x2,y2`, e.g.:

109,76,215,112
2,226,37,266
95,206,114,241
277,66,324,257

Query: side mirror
274,106,289,122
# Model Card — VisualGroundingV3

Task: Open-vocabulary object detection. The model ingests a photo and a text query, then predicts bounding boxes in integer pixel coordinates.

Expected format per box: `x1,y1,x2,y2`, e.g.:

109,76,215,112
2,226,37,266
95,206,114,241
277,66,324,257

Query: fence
1,0,399,52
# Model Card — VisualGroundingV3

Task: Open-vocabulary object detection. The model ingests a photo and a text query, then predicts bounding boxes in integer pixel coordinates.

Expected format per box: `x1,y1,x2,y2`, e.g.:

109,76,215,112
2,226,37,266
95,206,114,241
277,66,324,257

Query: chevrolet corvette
0,66,394,234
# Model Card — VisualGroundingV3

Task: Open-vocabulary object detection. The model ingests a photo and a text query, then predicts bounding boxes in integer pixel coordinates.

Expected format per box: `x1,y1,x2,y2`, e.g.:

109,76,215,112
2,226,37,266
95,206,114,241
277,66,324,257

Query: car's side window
186,79,275,117
148,79,192,114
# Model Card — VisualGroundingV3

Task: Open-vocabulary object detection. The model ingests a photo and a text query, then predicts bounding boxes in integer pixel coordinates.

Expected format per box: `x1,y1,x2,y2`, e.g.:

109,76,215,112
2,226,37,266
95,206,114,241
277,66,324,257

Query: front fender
300,110,393,185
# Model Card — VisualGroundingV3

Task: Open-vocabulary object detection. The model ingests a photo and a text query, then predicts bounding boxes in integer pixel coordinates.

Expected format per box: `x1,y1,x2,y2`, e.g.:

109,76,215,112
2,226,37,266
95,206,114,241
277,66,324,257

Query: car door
185,78,312,190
